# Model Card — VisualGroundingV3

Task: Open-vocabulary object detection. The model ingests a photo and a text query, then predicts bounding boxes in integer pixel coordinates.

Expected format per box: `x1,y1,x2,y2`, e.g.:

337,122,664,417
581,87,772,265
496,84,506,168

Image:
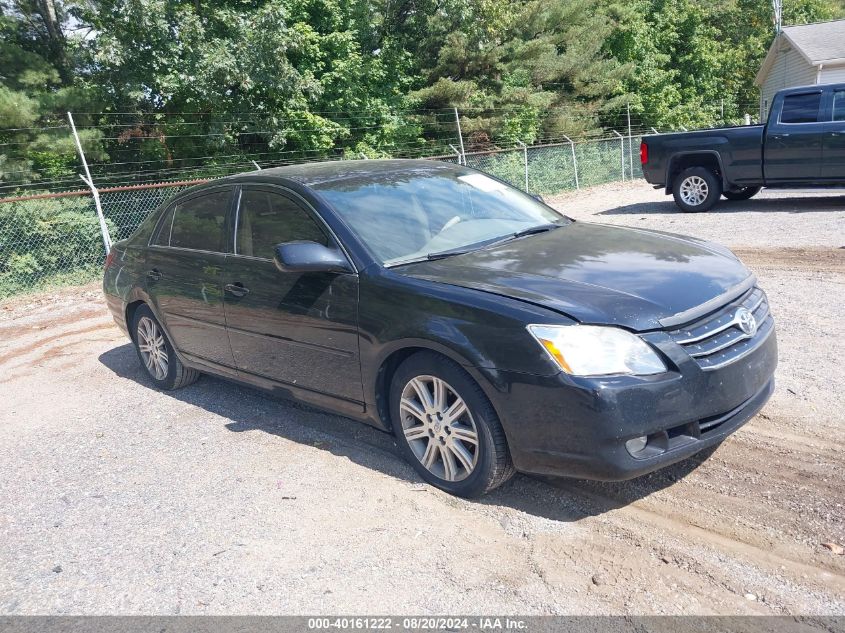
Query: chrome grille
669,286,774,370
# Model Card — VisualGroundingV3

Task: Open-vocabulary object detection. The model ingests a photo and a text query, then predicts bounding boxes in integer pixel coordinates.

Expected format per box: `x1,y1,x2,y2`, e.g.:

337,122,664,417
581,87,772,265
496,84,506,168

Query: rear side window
780,92,821,124
833,91,845,122
236,190,328,259
157,190,231,252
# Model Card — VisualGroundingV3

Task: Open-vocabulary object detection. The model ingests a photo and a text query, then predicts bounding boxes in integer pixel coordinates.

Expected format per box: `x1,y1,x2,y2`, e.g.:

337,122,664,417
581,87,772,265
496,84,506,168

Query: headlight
527,324,666,376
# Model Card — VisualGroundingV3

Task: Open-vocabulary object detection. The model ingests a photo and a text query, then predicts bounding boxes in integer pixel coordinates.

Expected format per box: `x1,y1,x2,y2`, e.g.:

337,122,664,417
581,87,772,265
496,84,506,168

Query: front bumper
488,325,777,481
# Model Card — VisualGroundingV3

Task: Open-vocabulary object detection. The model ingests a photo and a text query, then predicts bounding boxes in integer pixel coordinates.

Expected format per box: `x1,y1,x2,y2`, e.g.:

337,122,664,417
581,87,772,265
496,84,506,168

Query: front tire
672,167,722,212
390,352,515,497
723,186,761,201
131,304,199,390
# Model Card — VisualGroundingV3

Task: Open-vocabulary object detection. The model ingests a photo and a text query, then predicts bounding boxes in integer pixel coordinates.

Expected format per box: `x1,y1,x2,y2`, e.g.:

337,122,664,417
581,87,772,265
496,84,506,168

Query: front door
764,90,824,183
145,186,236,371
223,186,362,403
822,89,845,181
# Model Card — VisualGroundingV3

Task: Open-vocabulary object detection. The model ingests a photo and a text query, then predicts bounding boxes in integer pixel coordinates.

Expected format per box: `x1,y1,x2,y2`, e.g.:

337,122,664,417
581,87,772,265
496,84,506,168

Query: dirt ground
0,182,843,615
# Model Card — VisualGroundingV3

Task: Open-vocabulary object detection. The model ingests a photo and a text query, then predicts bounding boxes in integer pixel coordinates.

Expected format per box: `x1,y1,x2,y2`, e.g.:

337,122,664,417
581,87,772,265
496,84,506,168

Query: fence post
251,160,262,170
454,107,466,165
612,130,625,181
448,144,462,164
516,140,528,192
561,135,579,190
67,112,111,254
651,127,659,135
628,101,634,180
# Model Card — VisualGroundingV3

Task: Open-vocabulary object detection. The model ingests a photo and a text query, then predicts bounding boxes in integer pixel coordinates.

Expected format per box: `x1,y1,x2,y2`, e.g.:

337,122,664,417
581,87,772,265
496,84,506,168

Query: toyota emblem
735,307,757,337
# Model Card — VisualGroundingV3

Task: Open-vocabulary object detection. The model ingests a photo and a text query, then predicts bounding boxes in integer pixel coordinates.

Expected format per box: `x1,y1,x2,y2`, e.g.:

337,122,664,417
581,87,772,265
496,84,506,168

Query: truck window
779,93,822,124
834,91,845,122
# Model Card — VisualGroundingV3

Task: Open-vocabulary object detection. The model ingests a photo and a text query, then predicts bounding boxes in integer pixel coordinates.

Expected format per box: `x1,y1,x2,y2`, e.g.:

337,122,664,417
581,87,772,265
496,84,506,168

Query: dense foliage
1,0,844,192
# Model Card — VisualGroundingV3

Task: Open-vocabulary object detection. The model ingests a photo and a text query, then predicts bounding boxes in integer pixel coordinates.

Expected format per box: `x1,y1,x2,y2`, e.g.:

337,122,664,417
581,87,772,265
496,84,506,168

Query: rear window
780,92,821,124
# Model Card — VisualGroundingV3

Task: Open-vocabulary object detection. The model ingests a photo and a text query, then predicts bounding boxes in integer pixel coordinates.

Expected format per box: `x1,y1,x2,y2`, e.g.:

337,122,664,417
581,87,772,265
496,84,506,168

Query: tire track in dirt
0,320,115,367
732,247,845,273
547,482,845,606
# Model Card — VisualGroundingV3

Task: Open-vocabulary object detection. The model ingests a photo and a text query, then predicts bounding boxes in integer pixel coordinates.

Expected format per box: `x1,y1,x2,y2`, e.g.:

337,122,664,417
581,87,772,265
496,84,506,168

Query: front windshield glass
312,164,567,265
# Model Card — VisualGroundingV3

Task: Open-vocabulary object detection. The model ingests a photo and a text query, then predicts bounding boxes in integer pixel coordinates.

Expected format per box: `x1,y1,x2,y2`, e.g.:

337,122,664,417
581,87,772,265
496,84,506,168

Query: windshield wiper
385,247,473,268
483,223,562,249
385,224,562,268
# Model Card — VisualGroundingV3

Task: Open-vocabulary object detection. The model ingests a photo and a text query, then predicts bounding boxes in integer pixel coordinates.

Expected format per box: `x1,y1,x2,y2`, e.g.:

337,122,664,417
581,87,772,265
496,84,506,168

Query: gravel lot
1,182,843,615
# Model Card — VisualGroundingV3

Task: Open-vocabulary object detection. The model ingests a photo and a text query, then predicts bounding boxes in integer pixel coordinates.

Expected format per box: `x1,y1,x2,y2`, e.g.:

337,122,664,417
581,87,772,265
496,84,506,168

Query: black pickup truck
641,83,845,212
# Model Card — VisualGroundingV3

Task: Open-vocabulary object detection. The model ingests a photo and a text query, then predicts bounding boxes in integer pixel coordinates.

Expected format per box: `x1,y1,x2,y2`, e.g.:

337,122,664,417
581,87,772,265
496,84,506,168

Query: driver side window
236,189,328,259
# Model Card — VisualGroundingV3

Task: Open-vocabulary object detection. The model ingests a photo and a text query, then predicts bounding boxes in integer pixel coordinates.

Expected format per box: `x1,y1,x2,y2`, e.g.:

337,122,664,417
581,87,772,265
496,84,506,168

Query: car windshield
312,164,567,265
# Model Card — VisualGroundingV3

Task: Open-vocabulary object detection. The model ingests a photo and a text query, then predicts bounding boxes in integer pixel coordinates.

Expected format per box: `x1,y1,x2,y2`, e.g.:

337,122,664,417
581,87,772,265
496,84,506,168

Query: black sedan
103,159,777,497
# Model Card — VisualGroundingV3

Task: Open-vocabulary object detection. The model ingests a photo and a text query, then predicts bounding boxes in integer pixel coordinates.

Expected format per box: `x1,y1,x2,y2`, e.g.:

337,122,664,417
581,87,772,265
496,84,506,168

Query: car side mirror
273,241,353,274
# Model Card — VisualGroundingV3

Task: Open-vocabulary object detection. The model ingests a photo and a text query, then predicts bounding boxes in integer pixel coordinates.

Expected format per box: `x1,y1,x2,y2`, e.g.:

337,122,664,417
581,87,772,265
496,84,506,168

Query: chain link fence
0,131,643,298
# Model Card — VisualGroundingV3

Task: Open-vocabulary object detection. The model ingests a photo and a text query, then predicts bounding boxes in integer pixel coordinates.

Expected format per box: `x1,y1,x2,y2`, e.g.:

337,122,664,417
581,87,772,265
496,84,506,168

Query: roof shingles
783,19,845,64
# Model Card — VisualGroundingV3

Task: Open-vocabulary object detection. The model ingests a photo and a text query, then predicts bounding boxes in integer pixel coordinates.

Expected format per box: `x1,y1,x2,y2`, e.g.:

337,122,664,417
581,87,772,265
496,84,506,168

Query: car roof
220,158,460,188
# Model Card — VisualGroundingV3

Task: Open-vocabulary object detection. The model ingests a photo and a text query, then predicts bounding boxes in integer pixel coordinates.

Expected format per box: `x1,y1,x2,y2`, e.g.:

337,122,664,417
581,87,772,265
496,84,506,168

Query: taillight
640,142,648,165
104,249,116,270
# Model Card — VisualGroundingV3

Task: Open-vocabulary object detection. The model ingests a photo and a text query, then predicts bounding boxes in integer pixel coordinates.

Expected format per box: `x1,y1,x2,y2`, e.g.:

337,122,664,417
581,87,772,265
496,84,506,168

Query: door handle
225,282,250,297
833,131,844,137
771,133,790,140
147,268,162,282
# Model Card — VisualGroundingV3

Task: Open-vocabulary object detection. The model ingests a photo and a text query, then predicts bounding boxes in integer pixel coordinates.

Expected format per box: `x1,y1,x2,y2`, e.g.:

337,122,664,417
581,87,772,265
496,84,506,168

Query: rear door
145,186,236,371
822,88,845,181
764,90,824,182
222,185,362,403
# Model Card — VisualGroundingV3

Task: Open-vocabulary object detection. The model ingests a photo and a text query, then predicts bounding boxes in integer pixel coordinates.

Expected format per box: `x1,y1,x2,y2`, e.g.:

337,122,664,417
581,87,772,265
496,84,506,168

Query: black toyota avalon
103,159,777,497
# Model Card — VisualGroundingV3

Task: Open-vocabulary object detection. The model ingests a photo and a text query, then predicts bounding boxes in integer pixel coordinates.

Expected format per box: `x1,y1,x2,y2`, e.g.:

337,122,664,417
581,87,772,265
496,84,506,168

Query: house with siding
755,19,845,120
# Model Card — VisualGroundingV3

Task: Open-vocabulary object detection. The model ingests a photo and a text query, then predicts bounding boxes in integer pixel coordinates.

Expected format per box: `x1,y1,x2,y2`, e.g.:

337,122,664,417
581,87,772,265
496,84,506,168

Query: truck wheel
672,167,722,212
723,187,761,201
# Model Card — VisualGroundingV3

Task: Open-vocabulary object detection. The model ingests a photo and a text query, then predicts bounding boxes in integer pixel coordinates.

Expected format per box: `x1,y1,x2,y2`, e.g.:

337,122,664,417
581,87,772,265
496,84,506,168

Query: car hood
396,222,752,331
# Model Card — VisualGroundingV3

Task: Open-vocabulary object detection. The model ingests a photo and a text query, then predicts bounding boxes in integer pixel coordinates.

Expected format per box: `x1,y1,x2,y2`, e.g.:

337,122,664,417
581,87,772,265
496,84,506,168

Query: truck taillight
640,142,648,165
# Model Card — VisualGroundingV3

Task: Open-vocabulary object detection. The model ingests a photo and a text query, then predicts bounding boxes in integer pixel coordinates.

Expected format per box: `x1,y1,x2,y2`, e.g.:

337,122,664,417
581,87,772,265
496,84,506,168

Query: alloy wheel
680,175,709,206
399,375,479,482
137,316,169,381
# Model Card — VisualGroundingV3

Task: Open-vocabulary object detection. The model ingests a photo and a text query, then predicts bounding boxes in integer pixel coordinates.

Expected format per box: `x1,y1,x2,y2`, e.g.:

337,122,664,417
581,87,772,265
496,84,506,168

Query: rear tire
672,167,722,212
131,304,200,390
389,351,515,497
723,186,761,201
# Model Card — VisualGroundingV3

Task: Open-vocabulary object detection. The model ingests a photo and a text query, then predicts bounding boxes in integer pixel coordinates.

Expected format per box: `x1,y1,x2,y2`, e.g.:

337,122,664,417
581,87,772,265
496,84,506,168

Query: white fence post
251,160,262,170
454,107,466,165
627,102,634,181
651,127,659,135
561,135,579,190
448,144,462,164
516,140,528,192
612,130,625,181
67,112,111,254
